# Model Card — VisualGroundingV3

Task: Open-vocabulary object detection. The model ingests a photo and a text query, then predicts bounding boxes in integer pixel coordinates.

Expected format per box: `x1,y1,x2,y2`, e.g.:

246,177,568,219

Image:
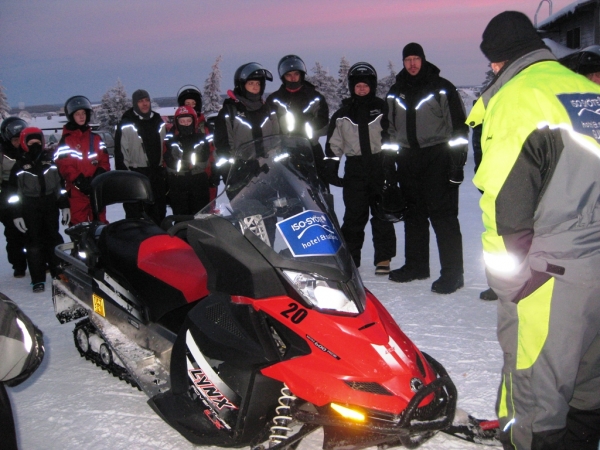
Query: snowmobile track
73,318,141,391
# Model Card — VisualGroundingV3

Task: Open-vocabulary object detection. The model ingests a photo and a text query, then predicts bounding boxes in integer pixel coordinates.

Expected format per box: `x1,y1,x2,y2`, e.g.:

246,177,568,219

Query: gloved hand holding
61,208,71,226
73,173,92,195
13,217,27,233
323,158,343,187
448,139,468,186
93,167,107,178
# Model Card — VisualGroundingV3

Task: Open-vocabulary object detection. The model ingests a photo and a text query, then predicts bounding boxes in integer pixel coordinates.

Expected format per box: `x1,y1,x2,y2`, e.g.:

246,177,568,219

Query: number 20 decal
280,303,308,324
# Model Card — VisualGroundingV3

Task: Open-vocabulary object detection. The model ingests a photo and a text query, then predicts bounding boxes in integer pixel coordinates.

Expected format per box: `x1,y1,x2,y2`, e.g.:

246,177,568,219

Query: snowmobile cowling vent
344,381,393,396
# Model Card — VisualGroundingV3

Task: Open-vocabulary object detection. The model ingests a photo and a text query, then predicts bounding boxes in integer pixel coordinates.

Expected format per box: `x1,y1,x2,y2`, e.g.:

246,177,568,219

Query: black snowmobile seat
91,170,154,220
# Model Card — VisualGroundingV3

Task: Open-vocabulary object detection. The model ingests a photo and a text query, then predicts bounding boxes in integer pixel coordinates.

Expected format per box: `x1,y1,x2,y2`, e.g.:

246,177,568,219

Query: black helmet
374,183,406,223
1,117,28,142
234,62,273,96
348,62,377,96
575,45,600,76
177,85,203,114
64,95,92,124
277,55,307,80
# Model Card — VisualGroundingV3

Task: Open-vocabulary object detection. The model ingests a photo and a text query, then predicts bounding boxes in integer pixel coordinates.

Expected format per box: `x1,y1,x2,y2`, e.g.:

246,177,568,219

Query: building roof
536,0,596,28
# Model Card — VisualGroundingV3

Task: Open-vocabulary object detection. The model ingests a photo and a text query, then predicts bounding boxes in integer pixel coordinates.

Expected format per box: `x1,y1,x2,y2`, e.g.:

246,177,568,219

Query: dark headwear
403,43,425,61
132,89,151,118
480,11,547,63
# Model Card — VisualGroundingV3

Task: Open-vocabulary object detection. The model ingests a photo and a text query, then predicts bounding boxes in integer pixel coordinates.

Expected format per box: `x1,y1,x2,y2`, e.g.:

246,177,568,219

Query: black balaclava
480,11,547,63
25,133,44,161
132,89,152,119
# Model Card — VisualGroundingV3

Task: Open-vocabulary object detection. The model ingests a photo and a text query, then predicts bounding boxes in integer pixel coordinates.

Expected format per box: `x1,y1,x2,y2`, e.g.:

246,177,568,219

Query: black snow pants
0,383,18,450
341,155,396,268
167,172,210,216
397,143,463,277
21,195,64,284
0,206,27,273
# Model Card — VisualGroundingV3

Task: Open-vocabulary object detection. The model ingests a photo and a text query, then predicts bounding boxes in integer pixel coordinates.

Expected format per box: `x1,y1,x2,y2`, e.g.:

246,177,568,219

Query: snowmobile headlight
282,270,359,314
330,403,365,422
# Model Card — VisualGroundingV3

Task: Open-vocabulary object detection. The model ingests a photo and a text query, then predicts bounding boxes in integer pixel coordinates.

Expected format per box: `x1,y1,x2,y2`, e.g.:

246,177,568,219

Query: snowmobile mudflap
52,271,90,324
292,354,457,450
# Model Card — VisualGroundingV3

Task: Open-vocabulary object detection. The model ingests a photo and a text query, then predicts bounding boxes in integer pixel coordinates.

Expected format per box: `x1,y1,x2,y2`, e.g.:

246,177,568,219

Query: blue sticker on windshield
557,93,600,142
277,210,341,257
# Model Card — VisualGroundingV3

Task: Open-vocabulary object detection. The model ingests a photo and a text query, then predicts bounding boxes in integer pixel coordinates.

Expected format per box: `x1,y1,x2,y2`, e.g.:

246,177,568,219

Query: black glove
93,167,107,178
73,173,92,195
323,158,343,187
448,144,468,186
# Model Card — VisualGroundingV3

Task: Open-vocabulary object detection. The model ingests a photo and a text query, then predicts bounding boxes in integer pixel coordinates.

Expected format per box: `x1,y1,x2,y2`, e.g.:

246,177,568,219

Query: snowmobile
52,135,498,449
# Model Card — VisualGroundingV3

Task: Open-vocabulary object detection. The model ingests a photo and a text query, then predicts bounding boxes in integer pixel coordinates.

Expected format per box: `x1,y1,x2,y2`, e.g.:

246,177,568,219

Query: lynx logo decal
188,368,238,410
277,210,341,257
557,93,600,142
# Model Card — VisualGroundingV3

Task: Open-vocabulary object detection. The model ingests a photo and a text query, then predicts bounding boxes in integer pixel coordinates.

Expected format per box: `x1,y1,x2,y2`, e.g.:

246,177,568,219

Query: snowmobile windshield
197,135,366,314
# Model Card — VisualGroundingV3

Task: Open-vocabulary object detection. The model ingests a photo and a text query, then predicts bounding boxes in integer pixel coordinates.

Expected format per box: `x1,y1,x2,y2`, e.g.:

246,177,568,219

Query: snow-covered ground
2,152,503,449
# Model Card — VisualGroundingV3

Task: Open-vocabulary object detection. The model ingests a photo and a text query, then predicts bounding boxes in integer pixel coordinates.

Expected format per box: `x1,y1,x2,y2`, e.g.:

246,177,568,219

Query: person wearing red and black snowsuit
9,128,69,293
114,89,167,225
265,55,329,187
163,106,211,215
214,62,279,179
54,96,110,225
386,43,469,294
176,85,218,200
325,62,396,274
0,117,28,278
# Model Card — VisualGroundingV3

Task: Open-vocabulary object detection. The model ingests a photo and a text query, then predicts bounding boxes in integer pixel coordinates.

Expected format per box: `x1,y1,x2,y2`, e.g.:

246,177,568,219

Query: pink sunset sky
0,0,575,106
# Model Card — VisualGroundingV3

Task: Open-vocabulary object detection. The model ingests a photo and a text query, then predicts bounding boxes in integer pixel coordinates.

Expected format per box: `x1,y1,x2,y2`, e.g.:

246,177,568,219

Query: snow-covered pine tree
0,80,10,119
96,79,131,133
306,62,337,114
336,56,351,105
202,56,223,115
377,61,397,99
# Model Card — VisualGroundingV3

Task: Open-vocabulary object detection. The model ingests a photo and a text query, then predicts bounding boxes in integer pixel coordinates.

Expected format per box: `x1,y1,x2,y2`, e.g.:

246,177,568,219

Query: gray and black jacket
386,61,467,150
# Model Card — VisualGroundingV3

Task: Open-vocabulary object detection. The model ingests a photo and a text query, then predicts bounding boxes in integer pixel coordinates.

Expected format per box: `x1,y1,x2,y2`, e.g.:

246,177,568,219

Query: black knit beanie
403,43,425,61
132,89,151,117
481,11,547,63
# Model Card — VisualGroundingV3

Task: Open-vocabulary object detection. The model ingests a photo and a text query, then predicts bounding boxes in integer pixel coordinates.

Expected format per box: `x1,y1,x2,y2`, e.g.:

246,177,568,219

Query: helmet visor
239,63,273,83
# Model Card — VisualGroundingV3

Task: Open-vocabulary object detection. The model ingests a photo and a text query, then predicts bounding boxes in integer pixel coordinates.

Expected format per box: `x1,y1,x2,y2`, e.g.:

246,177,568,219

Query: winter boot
375,260,391,276
32,282,45,293
13,269,26,278
479,288,498,301
431,274,464,294
389,265,430,283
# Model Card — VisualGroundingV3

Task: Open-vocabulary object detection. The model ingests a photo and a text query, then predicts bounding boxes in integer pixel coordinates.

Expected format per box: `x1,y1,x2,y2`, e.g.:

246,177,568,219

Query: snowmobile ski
441,407,501,446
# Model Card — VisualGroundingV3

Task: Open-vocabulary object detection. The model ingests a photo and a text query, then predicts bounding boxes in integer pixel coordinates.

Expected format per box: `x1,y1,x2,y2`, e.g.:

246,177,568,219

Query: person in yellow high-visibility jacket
476,11,600,449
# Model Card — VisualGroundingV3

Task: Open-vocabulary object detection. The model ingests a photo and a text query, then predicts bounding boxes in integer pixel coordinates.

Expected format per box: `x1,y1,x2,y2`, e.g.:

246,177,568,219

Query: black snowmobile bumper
293,354,457,449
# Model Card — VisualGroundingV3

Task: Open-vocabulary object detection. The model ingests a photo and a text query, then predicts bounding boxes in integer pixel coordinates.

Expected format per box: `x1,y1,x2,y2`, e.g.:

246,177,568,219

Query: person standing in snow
176,85,218,200
386,43,468,294
163,106,211,215
476,11,600,449
54,95,110,225
266,55,329,186
214,62,279,180
324,62,396,275
9,128,69,293
0,117,28,278
114,89,167,225
0,291,45,449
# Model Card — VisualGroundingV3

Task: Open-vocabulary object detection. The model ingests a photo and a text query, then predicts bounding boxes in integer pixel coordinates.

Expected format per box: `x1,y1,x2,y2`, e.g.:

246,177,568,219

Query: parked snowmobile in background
52,135,498,449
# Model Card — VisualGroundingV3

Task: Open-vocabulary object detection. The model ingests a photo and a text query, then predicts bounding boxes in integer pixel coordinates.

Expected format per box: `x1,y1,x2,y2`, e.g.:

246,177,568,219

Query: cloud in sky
0,0,572,107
